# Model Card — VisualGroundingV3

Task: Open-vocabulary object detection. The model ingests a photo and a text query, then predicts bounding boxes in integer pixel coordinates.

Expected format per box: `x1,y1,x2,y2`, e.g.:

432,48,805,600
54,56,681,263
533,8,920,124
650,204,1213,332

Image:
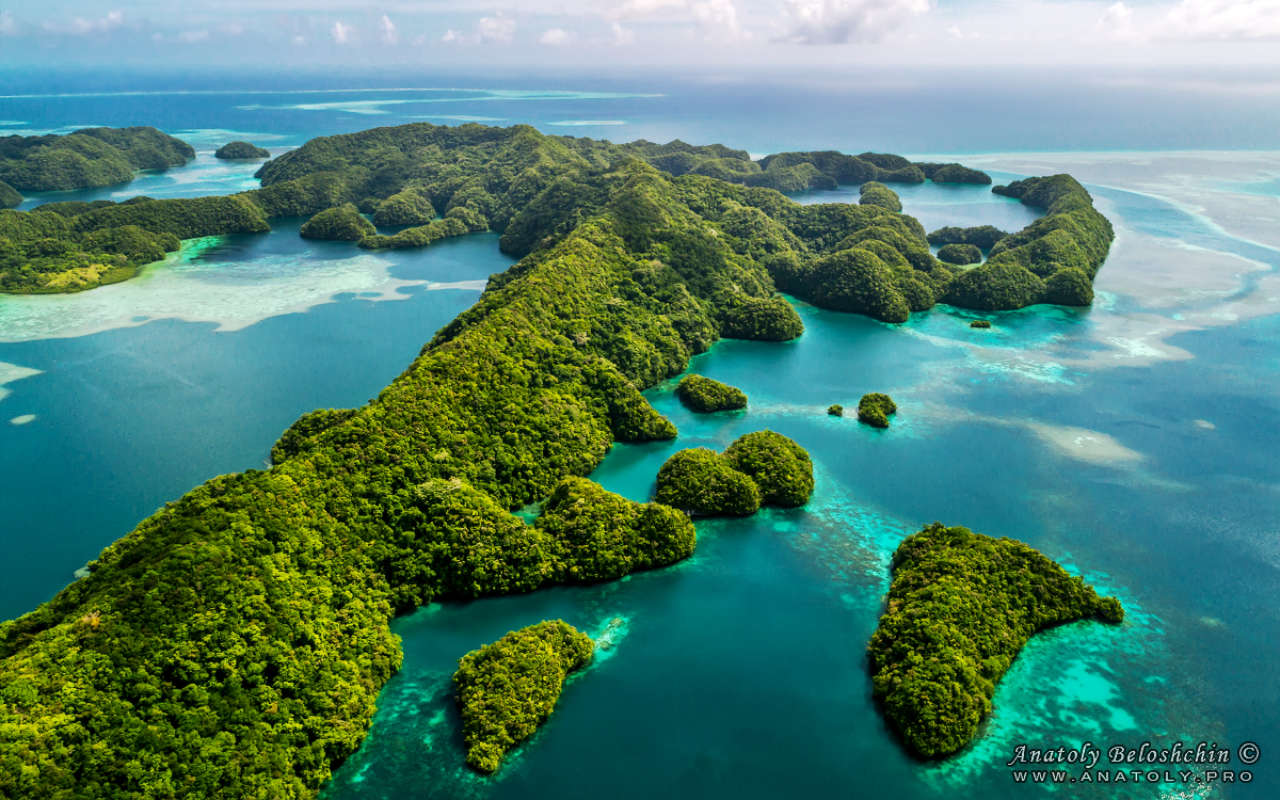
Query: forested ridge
3,122,1111,309
0,127,193,193
0,123,1118,796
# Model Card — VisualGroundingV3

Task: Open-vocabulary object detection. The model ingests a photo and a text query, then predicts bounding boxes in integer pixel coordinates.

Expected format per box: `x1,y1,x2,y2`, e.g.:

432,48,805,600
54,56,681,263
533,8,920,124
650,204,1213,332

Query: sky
0,0,1278,73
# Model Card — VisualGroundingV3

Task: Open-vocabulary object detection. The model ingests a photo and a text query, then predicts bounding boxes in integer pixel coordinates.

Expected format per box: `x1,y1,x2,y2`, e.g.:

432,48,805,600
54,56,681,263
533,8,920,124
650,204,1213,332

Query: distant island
917,162,992,185
2,122,1111,314
214,140,270,159
0,122,1116,798
0,126,193,192
869,523,1123,757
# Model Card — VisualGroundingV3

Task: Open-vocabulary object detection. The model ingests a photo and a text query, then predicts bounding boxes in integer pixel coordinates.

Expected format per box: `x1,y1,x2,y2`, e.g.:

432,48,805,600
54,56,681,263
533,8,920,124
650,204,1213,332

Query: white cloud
692,0,745,40
0,11,15,36
539,27,573,45
379,14,398,44
777,0,931,45
1163,0,1280,40
1097,2,1143,42
1098,0,1280,45
331,20,352,44
612,0,747,41
444,12,516,45
611,21,636,45
1101,1,1133,26
177,29,210,43
292,34,307,45
615,0,687,18
477,12,516,43
44,9,124,36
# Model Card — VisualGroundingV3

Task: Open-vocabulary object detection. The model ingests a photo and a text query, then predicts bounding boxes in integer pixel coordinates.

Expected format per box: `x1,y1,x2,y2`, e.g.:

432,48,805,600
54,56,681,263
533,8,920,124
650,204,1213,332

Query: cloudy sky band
1,1,1278,67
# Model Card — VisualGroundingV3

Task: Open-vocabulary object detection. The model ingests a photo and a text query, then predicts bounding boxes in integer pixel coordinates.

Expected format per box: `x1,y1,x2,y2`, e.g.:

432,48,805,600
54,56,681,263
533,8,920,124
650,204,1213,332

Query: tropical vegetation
453,620,593,774
944,175,1113,309
936,243,982,265
654,447,761,517
917,163,992,185
857,393,897,428
654,430,812,514
0,179,20,209
927,224,1008,251
858,181,902,212
0,122,1112,797
868,523,1124,757
722,430,814,507
674,374,747,412
299,203,375,241
0,126,193,191
371,188,436,227
215,141,271,159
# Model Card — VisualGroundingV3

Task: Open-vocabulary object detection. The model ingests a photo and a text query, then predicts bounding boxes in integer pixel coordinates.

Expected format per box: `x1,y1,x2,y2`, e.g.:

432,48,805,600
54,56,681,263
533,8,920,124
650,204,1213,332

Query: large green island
0,122,1119,797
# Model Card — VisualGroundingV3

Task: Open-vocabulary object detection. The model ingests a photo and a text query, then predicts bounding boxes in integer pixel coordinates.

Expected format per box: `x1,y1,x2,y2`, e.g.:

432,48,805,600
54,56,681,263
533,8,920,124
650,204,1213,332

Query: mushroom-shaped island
215,141,271,159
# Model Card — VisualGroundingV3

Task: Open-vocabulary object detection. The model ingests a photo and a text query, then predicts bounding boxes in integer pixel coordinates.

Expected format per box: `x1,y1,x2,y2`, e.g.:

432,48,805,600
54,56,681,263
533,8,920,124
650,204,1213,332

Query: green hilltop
0,126,193,192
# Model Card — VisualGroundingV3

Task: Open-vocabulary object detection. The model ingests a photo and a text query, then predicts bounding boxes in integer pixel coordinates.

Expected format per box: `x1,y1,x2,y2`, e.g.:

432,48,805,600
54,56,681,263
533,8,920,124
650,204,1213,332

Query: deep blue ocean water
1,72,1277,798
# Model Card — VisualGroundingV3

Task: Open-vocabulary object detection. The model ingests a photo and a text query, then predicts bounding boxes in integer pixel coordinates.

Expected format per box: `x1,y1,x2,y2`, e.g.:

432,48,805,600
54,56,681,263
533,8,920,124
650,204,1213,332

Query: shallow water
0,231,507,616
1,80,1277,799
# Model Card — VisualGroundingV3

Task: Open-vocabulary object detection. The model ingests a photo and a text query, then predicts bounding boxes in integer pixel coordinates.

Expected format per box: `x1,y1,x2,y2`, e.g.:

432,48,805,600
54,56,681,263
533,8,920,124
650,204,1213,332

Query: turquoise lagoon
1,80,1278,799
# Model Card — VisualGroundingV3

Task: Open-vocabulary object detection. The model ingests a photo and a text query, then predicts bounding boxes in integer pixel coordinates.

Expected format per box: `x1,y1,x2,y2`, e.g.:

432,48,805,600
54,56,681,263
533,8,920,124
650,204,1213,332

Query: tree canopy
299,203,375,241
0,179,20,209
675,374,748,413
0,126,193,191
453,621,594,774
215,141,271,160
857,393,897,428
868,523,1123,757
655,430,812,515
